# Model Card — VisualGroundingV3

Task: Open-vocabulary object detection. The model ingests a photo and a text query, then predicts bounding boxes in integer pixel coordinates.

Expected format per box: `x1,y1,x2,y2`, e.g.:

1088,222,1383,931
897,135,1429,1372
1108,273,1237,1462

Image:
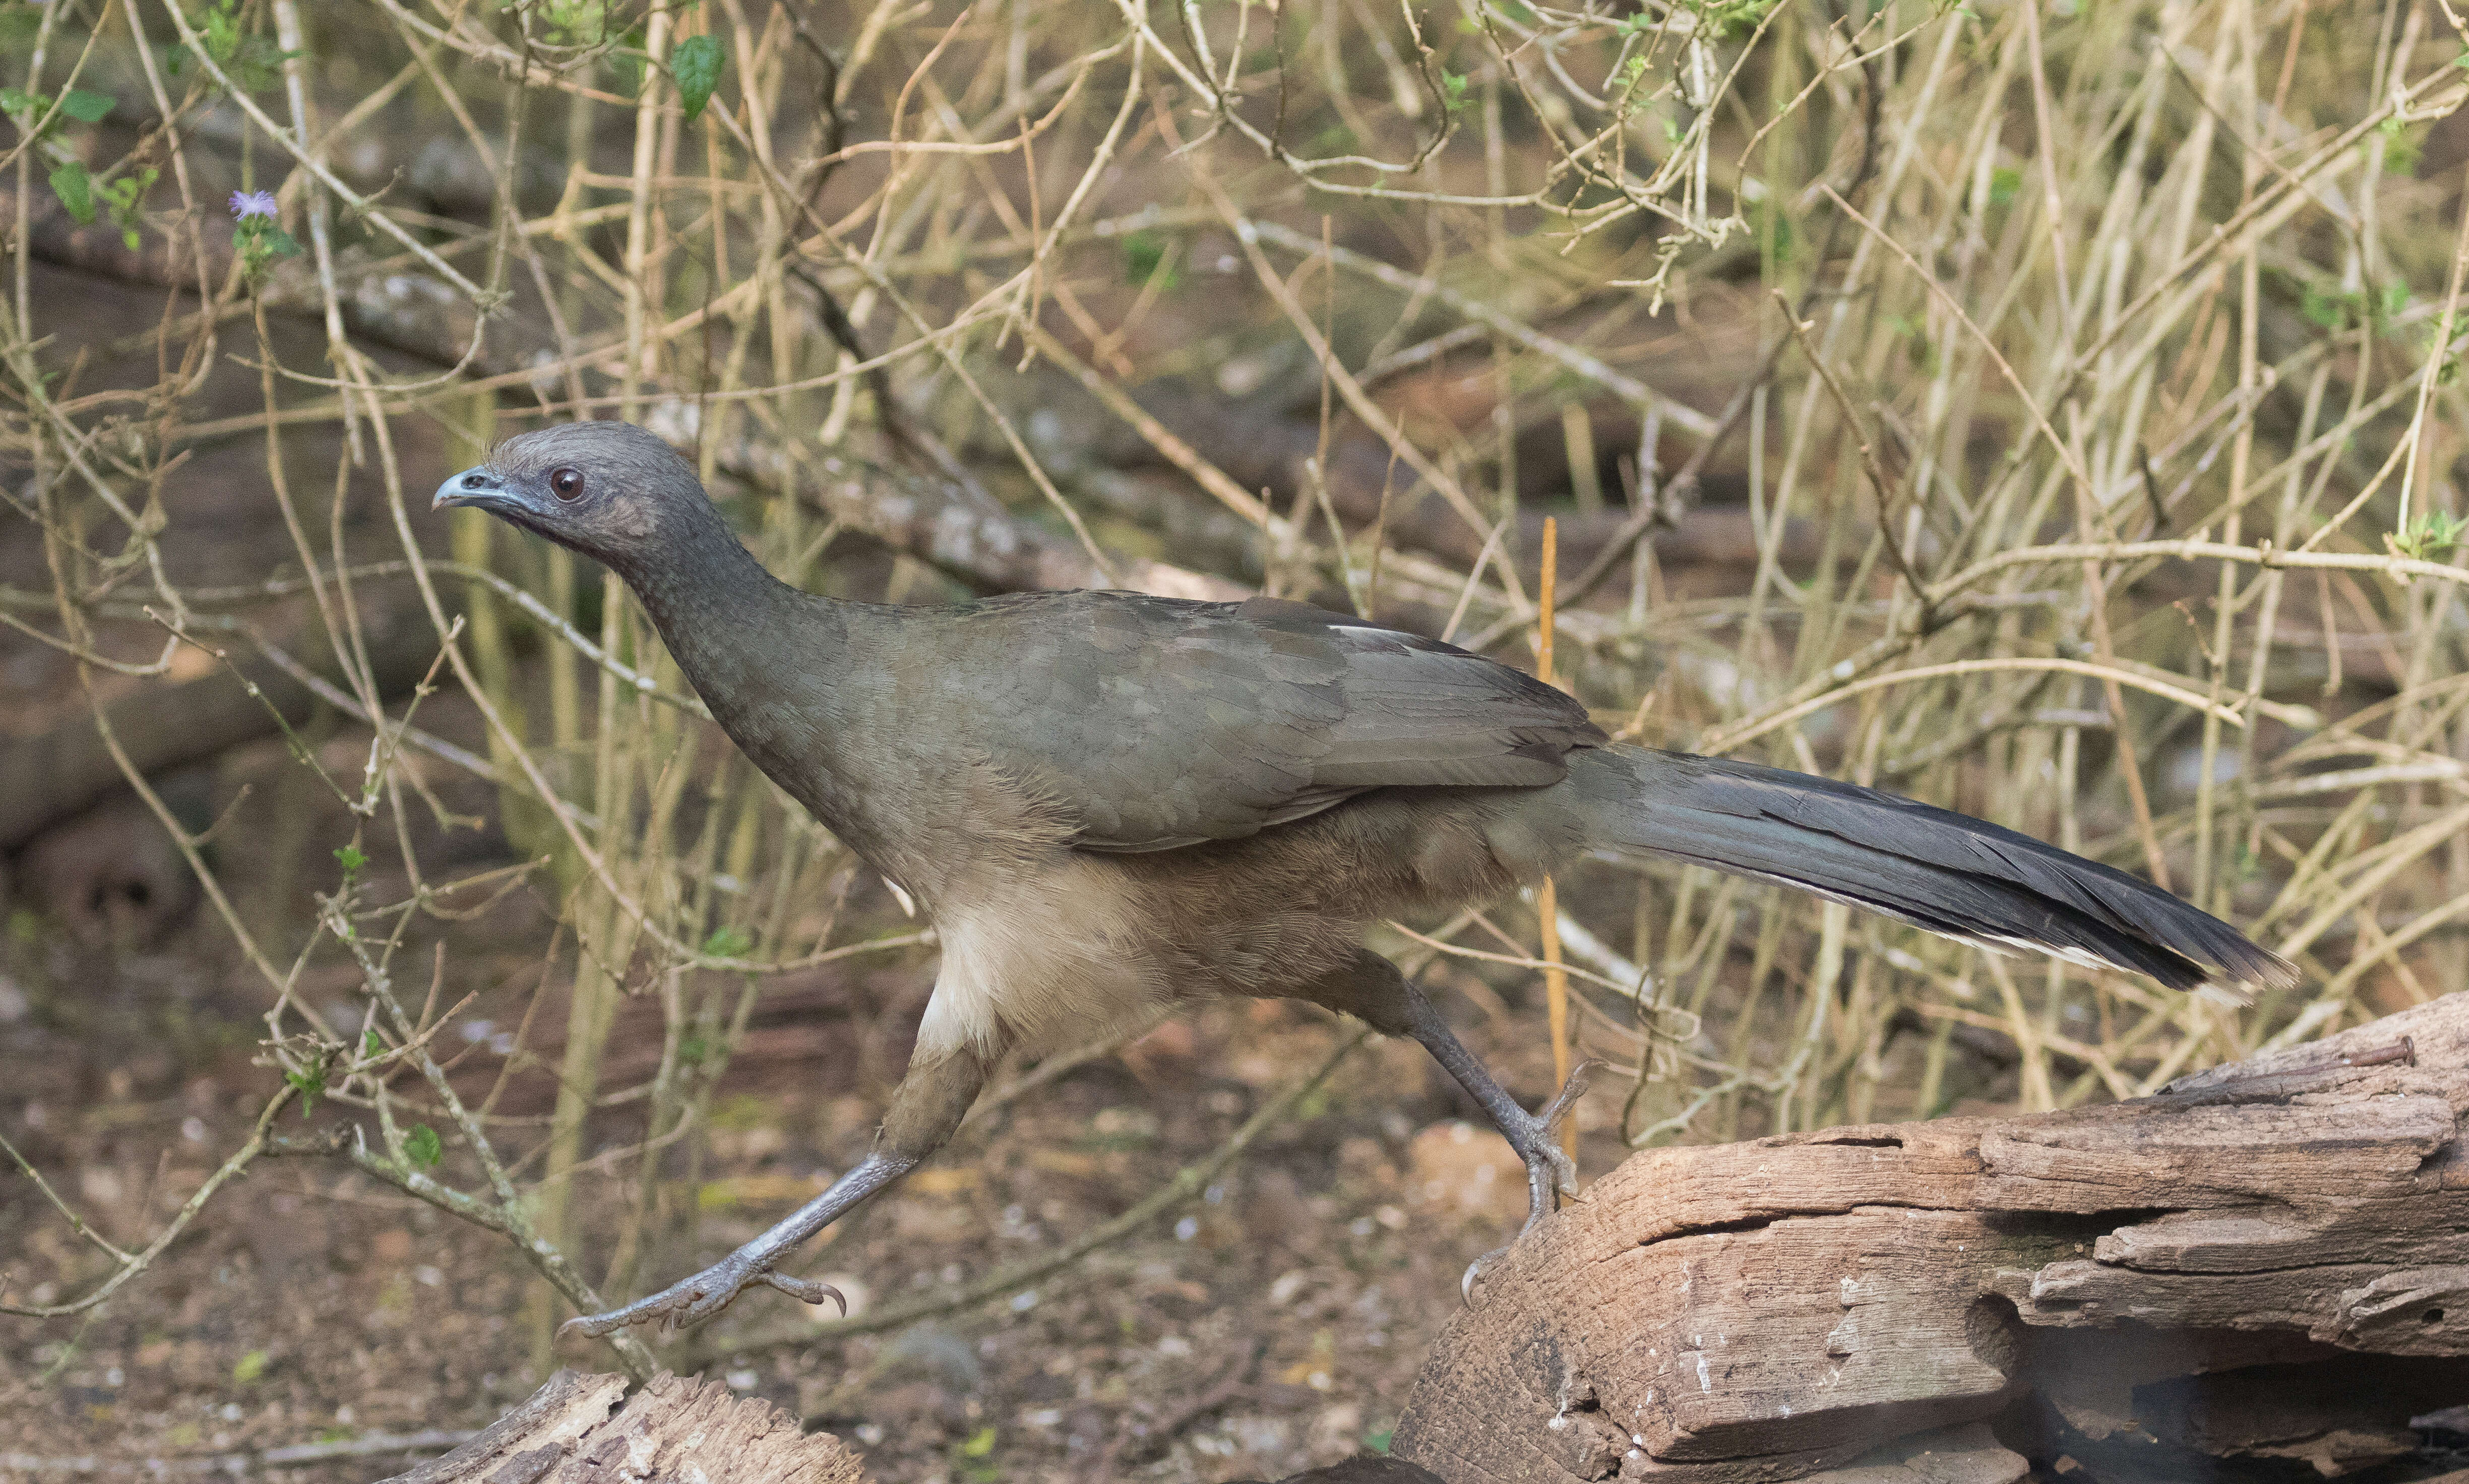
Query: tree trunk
1394,991,2469,1483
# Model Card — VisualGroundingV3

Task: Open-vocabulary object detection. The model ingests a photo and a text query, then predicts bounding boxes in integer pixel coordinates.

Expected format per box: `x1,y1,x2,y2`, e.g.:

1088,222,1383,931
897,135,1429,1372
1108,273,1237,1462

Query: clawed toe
1461,1243,1512,1305
759,1270,848,1315
1458,1062,1605,1308
560,1257,793,1339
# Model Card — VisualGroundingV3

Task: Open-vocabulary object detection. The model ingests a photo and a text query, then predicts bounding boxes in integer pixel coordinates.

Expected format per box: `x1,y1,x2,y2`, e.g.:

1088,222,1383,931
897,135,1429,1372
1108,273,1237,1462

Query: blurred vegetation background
1,0,2465,1474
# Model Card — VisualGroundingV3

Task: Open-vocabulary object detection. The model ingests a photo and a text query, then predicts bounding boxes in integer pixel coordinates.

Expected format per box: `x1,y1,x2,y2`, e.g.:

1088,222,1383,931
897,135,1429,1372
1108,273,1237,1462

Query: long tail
1569,746,2297,996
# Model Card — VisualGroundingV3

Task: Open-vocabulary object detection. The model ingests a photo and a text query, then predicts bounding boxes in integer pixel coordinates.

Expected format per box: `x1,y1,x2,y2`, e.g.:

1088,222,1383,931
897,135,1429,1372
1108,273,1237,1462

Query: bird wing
953,593,1604,851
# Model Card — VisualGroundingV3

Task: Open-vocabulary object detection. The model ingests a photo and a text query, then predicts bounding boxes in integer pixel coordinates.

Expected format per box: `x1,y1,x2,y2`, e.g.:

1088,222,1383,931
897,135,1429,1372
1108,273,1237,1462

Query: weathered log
1394,991,2469,1483
374,1371,866,1484
408,1369,1443,1484
0,598,446,851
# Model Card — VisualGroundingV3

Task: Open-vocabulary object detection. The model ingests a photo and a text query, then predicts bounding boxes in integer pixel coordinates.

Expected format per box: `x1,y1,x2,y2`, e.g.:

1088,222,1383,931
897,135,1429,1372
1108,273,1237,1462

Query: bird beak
434,465,512,513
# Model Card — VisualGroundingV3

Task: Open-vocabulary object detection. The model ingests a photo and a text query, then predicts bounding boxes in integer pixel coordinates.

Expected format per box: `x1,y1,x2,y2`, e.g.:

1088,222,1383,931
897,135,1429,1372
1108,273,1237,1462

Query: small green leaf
404,1124,443,1169
362,1028,385,1057
231,1348,270,1384
2395,510,2469,561
48,161,93,224
2302,283,2351,331
670,33,724,123
1988,165,2021,207
701,922,753,958
959,1427,997,1459
334,843,367,877
608,27,647,93
59,89,114,123
1121,228,1178,289
0,87,42,118
283,1064,326,1116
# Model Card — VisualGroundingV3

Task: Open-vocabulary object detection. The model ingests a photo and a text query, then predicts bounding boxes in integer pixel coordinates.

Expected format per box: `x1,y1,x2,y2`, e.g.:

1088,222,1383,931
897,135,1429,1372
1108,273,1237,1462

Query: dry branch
1395,990,2469,1482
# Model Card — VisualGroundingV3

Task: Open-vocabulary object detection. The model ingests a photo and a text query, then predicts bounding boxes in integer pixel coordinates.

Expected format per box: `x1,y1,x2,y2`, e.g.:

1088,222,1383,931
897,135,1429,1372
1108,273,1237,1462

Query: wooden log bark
374,1370,866,1484
0,596,447,851
1393,991,2469,1483
399,1370,1447,1484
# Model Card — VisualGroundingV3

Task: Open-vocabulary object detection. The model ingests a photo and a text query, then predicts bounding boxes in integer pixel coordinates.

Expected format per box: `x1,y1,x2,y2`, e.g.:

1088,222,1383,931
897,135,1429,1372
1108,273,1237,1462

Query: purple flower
228,189,277,220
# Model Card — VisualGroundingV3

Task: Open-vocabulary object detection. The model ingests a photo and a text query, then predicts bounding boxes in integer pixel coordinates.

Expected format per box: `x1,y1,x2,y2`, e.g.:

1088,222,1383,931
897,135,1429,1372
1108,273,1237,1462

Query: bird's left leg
561,1042,994,1338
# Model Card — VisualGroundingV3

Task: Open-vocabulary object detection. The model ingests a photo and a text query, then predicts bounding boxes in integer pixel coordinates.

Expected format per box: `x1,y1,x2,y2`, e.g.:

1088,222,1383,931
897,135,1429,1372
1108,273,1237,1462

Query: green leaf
362,1028,385,1057
1121,228,1178,289
1988,165,2021,207
59,89,114,123
609,27,647,93
48,161,93,224
0,87,42,119
334,843,367,877
404,1124,443,1169
670,33,724,123
959,1428,997,1459
701,922,753,958
2394,510,2468,561
203,4,240,66
2301,283,2351,331
231,1349,269,1385
283,1063,326,1116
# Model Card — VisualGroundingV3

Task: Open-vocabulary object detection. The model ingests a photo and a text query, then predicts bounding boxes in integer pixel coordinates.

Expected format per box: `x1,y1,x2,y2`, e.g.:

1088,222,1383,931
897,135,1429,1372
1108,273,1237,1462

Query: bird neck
609,505,840,713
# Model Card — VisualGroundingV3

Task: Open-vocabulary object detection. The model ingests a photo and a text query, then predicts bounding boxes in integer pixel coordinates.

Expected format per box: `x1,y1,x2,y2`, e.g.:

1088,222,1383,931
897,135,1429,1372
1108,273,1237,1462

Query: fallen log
374,1371,865,1484
0,597,446,851
388,1368,1447,1484
1394,991,2469,1483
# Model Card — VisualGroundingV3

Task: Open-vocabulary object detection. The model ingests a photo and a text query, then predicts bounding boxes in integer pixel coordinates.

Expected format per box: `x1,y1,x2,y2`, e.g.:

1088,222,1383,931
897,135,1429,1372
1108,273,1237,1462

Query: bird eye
548,466,586,502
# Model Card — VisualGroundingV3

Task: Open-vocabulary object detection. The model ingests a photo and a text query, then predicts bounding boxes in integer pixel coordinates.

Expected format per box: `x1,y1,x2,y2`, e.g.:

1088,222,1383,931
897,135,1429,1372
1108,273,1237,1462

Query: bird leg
561,1044,992,1339
1290,952,1592,1296
1397,981,1591,1234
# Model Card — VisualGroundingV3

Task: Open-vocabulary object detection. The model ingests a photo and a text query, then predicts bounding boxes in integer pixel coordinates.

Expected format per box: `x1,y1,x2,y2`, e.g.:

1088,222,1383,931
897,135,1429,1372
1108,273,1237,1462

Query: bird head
432,421,711,572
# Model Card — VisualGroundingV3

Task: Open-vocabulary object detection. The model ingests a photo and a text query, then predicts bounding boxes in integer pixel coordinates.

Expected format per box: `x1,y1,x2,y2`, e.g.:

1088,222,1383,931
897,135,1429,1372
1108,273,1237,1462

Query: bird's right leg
561,1043,993,1338
1297,953,1593,1256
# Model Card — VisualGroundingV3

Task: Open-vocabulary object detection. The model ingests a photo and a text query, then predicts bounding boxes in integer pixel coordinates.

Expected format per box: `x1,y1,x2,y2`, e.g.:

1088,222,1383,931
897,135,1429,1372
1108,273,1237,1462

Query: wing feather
950,592,1599,850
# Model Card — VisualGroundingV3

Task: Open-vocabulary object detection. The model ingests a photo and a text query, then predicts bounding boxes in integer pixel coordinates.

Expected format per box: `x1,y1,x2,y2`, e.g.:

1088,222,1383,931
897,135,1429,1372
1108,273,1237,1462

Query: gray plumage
435,420,2296,1336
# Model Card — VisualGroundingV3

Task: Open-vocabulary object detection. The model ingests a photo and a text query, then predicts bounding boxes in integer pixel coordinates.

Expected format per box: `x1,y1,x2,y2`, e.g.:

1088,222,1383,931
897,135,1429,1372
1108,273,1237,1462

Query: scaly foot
1460,1059,1602,1303
561,1256,844,1339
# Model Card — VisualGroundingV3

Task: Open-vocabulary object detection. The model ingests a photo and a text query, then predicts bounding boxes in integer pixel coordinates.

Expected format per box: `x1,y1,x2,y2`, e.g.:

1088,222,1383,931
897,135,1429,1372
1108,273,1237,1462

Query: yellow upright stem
1538,517,1572,1095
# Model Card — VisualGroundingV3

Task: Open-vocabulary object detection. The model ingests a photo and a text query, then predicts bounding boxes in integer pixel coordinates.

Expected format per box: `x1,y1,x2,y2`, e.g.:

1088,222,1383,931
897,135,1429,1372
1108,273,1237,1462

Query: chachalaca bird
435,421,2297,1337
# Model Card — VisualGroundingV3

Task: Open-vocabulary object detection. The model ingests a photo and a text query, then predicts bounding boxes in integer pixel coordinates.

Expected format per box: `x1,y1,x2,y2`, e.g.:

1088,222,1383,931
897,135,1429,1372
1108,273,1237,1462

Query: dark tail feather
1573,747,2298,996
